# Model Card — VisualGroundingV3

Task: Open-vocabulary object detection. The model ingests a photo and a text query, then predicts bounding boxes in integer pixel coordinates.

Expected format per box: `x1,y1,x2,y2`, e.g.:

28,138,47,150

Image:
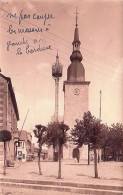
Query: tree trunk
53,143,55,161
94,146,98,178
58,144,62,179
113,147,115,161
38,146,42,175
88,144,90,165
98,149,100,163
103,147,106,162
3,142,6,175
116,151,118,162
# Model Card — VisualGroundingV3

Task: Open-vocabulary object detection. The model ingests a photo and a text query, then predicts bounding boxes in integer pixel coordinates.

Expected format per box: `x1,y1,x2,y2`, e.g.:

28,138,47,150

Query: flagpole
98,90,102,163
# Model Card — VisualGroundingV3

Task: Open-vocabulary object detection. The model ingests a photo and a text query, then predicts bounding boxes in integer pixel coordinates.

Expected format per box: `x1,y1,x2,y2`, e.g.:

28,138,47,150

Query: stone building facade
0,73,19,166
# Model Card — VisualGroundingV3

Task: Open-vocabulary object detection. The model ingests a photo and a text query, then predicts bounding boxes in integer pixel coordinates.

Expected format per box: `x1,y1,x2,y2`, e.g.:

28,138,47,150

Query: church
63,13,90,160
48,11,90,161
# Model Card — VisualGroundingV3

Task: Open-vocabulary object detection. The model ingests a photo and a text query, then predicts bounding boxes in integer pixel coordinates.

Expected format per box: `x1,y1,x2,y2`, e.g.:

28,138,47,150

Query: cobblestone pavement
0,160,122,185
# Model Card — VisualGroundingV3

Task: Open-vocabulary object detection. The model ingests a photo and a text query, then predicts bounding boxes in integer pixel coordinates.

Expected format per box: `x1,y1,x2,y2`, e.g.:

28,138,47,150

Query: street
0,187,84,195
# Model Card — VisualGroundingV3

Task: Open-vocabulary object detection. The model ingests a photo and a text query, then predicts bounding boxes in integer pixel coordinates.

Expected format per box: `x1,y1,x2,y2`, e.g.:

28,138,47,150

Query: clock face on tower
73,88,80,95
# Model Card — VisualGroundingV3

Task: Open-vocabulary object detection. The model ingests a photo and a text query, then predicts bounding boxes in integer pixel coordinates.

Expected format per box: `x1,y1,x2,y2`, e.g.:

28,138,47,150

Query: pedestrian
77,155,79,163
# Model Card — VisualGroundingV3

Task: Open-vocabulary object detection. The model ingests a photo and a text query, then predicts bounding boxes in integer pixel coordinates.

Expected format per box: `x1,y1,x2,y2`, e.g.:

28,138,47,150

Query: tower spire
56,50,59,64
72,7,81,53
67,9,85,82
75,7,79,27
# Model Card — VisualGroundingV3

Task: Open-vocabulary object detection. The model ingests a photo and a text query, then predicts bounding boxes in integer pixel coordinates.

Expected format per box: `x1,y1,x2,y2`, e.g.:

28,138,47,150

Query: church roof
67,12,85,82
73,27,81,45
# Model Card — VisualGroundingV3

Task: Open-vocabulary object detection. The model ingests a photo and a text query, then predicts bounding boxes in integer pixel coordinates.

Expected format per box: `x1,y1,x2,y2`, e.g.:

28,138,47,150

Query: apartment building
15,130,33,162
0,73,19,166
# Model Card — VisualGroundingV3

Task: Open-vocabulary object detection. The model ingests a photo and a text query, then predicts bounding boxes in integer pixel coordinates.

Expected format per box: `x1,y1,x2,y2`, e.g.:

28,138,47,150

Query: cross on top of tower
56,49,59,64
74,7,79,27
56,49,58,58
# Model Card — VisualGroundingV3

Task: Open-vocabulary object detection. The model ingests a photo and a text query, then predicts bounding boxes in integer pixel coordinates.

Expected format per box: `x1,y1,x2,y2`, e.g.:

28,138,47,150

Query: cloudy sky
0,0,122,142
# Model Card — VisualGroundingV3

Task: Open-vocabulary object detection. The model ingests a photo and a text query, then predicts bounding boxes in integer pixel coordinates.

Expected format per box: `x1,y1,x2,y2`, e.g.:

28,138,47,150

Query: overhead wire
0,7,122,80
0,6,121,68
1,7,122,66
1,21,122,78
0,28,122,81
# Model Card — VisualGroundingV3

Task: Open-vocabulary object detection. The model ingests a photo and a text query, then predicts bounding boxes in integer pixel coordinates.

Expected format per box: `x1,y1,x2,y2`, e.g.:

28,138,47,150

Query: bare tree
33,124,46,175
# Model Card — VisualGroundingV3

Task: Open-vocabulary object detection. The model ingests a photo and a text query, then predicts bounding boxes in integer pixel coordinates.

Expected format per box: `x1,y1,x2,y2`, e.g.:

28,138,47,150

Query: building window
0,102,3,105
18,142,22,147
0,113,3,117
0,107,3,111
0,120,3,123
0,83,4,86
0,89,4,93
0,95,4,98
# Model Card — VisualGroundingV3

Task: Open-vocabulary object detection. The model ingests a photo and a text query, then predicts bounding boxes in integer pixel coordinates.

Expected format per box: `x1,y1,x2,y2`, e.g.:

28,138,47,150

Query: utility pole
18,109,29,142
21,109,29,131
98,90,102,163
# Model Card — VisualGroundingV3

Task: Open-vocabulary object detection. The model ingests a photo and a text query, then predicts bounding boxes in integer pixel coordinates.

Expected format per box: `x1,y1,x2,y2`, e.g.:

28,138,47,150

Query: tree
108,123,123,161
99,124,109,161
46,121,69,179
71,111,103,178
0,130,12,175
99,123,123,162
33,124,46,175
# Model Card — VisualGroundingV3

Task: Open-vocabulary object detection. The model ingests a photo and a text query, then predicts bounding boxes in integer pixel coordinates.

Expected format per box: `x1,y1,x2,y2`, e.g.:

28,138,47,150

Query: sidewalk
0,159,123,194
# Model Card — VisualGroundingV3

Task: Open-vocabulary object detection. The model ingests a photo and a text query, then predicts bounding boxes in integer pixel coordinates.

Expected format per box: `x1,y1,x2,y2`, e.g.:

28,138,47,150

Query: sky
0,0,123,143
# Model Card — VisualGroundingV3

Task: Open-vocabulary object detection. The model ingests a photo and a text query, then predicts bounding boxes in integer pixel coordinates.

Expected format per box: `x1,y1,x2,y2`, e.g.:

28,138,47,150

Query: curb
0,178,123,195
0,181,123,195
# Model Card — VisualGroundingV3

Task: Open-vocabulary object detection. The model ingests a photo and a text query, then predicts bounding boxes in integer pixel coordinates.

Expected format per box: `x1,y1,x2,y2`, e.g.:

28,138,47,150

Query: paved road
0,186,88,195
0,159,122,186
0,159,122,195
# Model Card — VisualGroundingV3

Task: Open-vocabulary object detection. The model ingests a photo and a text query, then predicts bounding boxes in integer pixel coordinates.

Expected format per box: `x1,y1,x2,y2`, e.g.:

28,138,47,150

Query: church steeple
70,8,83,62
72,7,81,52
67,8,85,81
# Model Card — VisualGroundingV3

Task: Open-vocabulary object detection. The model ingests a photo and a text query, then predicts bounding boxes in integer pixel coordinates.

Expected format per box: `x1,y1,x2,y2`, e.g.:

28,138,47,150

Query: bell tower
63,8,90,159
